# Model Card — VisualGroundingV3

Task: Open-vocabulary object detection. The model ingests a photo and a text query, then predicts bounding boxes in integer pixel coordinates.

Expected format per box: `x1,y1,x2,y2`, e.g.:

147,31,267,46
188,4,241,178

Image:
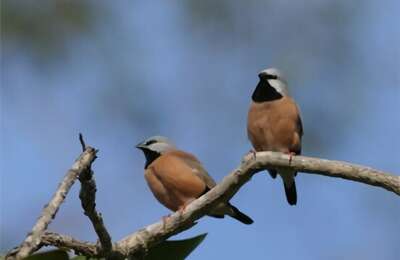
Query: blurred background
1,0,400,259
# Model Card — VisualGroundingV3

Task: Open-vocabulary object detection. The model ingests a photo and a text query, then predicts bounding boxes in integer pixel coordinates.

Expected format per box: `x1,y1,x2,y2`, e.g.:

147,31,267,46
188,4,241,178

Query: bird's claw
162,214,171,230
244,149,257,161
287,152,296,165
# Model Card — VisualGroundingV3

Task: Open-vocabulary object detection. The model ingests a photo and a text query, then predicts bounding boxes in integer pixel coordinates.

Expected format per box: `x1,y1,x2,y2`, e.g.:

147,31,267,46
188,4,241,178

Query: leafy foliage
24,250,69,260
2,234,207,260
145,233,207,260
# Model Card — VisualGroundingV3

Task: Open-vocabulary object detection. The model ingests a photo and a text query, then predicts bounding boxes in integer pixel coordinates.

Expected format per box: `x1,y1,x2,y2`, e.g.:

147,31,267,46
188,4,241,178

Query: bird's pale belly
145,170,200,212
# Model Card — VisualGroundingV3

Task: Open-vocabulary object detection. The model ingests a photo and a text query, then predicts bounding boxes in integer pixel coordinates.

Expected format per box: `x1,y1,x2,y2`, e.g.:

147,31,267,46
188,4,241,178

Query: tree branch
114,151,399,257
78,167,113,255
249,152,400,195
77,134,113,256
8,150,399,259
40,231,98,257
9,147,97,259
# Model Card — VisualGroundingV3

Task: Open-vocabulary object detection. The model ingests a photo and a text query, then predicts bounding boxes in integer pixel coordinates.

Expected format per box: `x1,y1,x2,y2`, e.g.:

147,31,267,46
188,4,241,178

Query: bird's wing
294,105,303,155
168,150,217,189
283,98,303,156
297,114,304,138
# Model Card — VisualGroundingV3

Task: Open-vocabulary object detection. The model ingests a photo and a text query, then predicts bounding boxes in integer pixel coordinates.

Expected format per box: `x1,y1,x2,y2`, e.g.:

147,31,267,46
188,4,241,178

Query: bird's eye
145,140,157,146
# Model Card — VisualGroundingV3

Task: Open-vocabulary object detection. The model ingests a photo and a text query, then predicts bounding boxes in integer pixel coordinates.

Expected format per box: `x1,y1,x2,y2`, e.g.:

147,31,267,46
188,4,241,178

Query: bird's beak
135,141,146,150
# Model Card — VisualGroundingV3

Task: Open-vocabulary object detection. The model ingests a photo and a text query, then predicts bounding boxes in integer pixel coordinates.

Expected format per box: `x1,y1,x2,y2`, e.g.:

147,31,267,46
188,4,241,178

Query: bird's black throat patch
142,149,161,169
251,80,283,102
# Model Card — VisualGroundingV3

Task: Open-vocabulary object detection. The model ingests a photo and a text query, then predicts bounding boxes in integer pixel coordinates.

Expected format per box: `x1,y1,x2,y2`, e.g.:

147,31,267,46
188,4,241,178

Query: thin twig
79,133,86,151
9,147,98,260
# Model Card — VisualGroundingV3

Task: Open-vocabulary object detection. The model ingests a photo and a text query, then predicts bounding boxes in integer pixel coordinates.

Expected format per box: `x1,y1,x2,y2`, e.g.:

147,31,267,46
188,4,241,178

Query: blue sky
1,1,400,259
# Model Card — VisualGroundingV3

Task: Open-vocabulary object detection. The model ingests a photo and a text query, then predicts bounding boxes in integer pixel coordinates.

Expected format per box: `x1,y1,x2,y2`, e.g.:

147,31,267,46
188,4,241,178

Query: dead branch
9,147,97,259
7,146,399,259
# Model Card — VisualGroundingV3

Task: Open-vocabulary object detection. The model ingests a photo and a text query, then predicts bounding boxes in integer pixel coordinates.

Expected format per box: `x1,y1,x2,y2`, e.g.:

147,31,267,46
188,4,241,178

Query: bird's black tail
228,204,254,225
268,169,277,179
284,179,297,206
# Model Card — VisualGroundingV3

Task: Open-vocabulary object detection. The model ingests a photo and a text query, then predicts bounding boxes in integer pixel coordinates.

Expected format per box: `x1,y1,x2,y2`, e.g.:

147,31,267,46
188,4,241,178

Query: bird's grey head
136,135,177,169
136,135,176,154
258,68,289,96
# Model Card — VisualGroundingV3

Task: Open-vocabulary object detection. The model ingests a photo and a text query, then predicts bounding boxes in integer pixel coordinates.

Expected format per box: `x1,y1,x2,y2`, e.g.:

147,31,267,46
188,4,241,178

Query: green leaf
70,256,88,260
24,250,69,260
71,256,103,260
145,233,207,260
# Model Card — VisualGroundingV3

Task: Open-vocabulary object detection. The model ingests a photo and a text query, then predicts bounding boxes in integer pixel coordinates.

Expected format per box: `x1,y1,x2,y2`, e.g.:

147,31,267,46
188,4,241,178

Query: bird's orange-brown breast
144,150,208,212
247,96,302,154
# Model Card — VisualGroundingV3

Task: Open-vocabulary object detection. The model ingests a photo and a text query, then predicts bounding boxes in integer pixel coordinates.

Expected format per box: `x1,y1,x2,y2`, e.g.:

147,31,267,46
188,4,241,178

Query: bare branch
9,147,97,259
115,152,399,257
40,231,98,257
78,143,113,255
248,152,400,195
8,150,399,259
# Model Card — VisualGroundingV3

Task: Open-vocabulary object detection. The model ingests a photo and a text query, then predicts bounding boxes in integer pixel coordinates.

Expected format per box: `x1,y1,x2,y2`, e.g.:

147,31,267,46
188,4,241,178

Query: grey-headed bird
247,68,303,205
136,136,254,224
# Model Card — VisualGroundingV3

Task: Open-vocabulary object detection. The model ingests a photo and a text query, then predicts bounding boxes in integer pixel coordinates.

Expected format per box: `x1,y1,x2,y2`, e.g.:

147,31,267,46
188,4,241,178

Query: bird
247,68,303,205
136,135,254,224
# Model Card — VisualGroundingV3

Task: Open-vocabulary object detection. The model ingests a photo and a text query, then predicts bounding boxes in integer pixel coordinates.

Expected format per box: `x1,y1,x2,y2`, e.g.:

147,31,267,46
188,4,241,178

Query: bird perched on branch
247,68,303,205
136,136,253,224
